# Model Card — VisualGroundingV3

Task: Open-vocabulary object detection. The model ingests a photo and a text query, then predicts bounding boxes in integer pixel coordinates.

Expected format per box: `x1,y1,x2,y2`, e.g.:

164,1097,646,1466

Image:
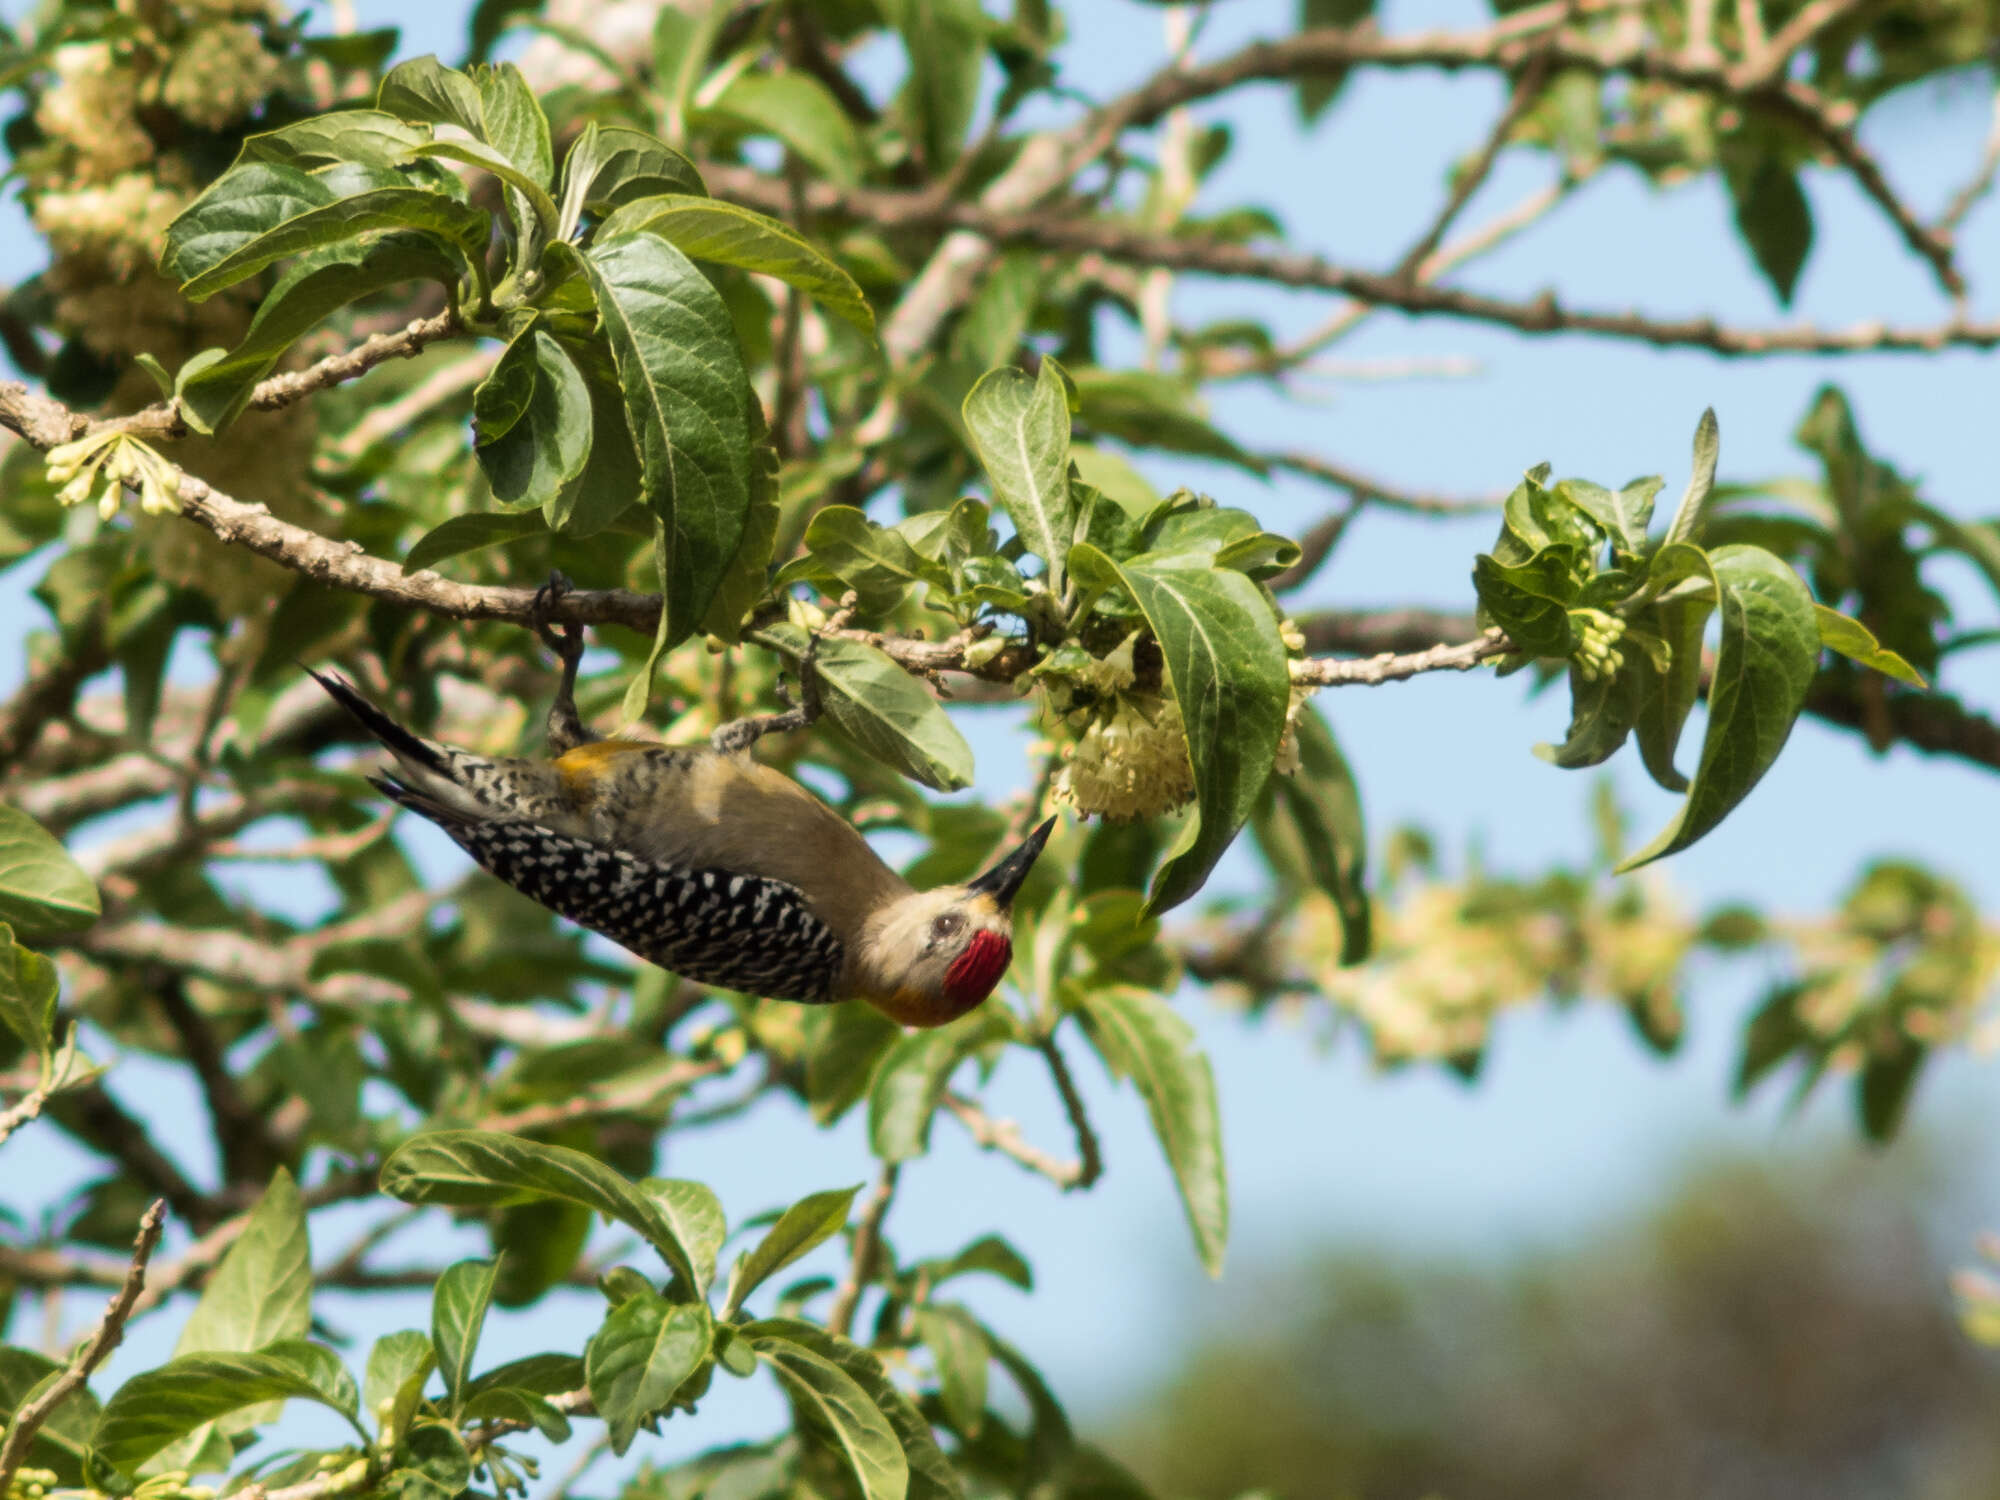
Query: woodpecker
308,614,1053,1028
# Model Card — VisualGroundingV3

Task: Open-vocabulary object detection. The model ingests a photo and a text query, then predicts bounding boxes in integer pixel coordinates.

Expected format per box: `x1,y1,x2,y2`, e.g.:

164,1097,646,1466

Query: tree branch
0,1200,165,1499
1290,627,1514,686
826,1162,899,1339
106,313,462,443
1037,1032,1104,1192
1392,54,1553,281
942,1091,1094,1189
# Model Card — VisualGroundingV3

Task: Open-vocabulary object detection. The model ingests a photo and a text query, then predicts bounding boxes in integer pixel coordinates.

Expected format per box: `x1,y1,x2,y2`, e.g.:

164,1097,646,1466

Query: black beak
966,817,1056,909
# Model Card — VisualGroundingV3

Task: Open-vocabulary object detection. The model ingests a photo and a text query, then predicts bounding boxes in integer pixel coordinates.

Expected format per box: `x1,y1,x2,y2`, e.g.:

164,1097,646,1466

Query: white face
858,887,1014,1025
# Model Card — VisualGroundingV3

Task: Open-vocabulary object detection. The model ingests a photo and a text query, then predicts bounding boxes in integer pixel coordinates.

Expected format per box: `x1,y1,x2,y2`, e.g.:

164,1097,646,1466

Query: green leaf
584,1291,711,1456
918,1234,1034,1292
161,164,336,284
93,1344,360,1476
363,1331,435,1442
706,71,866,187
1534,661,1645,769
562,125,705,217
431,1258,499,1408
460,1384,571,1443
1859,1040,1923,1142
1078,988,1228,1276
1297,0,1374,120
473,327,591,510
0,806,100,934
896,0,986,169
460,1353,583,1401
168,178,488,302
0,931,59,1057
751,1337,909,1500
1618,544,1819,871
597,196,873,334
175,1166,311,1363
1263,706,1370,963
1633,541,1713,792
1558,476,1659,557
378,55,485,137
546,333,643,537
238,111,435,171
636,1178,726,1298
1070,545,1290,916
722,1185,860,1318
652,3,727,137
1814,604,1927,685
413,138,558,240
1070,367,1265,476
761,625,974,792
741,1320,961,1500
784,505,951,612
380,1130,702,1291
565,234,752,650
403,511,548,575
951,250,1042,369
697,394,779,640
386,1420,473,1500
621,519,676,725
1726,153,1813,306
806,1004,901,1126
472,62,554,194
1472,546,1580,656
1664,408,1720,546
0,1347,99,1483
914,1304,988,1436
177,235,460,435
964,359,1076,593
866,1010,1009,1163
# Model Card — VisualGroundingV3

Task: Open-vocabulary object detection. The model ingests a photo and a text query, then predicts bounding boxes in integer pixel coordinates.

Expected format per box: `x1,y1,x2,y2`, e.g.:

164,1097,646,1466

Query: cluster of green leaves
0,806,102,1128
786,354,1302,915
1471,408,1921,870
154,53,877,715
1731,859,1994,1142
0,1134,1143,1500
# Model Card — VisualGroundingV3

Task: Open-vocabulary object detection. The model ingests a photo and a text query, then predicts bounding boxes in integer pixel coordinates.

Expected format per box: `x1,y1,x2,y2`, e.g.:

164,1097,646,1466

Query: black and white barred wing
421,808,845,1004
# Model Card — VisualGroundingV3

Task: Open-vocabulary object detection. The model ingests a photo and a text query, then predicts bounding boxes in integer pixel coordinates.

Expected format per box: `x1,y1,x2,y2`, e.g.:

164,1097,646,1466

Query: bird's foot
712,631,826,755
531,571,595,755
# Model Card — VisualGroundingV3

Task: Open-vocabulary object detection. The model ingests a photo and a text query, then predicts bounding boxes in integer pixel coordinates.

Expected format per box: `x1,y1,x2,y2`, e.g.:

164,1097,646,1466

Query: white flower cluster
35,43,153,177
162,20,282,128
25,5,287,361
1052,690,1199,821
47,431,184,519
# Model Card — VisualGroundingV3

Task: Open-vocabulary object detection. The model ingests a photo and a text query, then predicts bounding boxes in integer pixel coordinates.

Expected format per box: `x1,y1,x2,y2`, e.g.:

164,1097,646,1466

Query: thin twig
1393,54,1552,281
1936,88,2000,237
1742,0,1869,88
1290,627,1513,686
474,1058,728,1135
105,312,462,443
1037,1032,1104,1191
826,1163,899,1339
1269,452,1503,515
942,1092,1091,1189
0,1200,166,1496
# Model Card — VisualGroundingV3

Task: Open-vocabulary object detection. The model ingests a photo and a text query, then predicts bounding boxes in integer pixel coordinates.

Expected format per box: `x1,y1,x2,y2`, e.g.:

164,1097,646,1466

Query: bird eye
932,912,963,941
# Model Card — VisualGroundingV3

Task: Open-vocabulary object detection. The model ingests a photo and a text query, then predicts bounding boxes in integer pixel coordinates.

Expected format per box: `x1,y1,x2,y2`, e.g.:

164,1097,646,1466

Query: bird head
857,817,1056,1028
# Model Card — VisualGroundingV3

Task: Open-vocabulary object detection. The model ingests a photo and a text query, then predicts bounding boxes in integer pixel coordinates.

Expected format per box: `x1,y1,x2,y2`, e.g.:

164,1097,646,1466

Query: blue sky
2,0,1998,1478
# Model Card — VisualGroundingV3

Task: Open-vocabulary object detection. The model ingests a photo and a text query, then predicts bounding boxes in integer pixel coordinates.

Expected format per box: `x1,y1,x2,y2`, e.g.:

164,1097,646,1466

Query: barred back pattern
427,806,847,1004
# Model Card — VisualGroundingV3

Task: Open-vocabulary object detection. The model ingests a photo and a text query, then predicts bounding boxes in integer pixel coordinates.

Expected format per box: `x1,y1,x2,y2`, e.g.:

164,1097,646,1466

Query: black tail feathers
307,668,448,775
365,772,467,829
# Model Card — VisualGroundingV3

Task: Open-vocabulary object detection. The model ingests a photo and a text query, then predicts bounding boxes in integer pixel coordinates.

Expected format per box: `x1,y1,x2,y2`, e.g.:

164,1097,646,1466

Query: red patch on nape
944,929,1012,1005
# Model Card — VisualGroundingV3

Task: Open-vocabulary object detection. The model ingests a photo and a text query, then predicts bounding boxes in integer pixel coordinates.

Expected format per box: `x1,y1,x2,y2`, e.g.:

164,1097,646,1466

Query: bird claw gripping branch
310,608,1053,1027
